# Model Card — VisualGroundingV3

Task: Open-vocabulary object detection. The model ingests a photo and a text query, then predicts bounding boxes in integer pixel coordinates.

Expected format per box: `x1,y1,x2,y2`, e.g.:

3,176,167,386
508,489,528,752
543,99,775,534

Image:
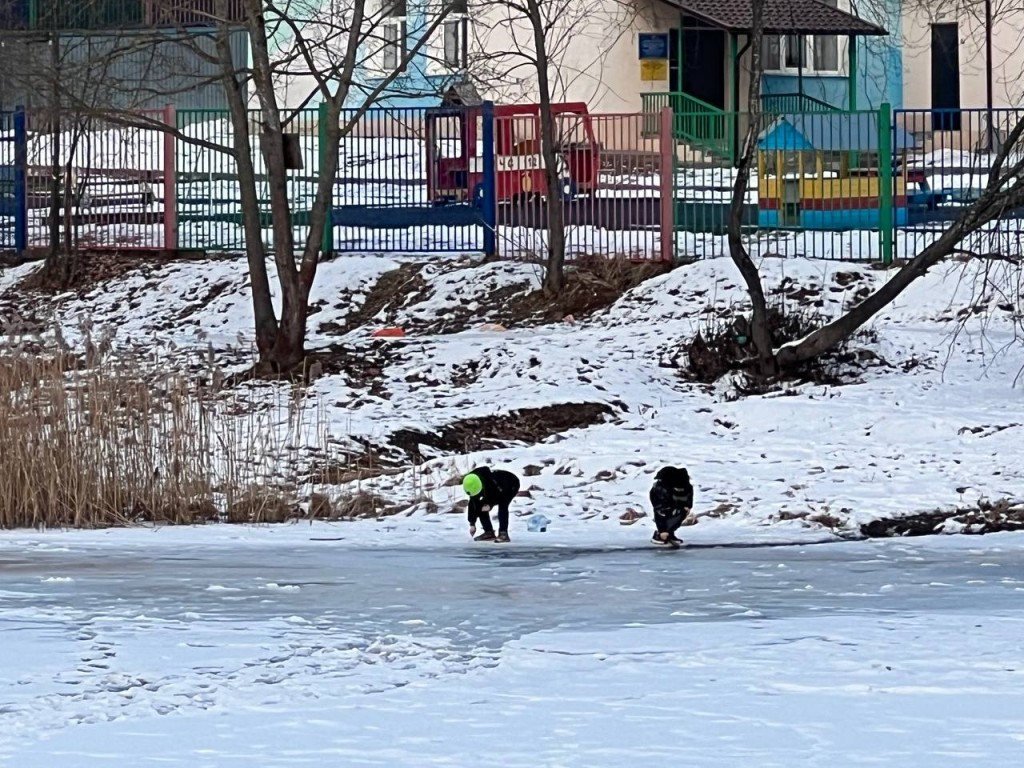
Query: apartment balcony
0,0,246,32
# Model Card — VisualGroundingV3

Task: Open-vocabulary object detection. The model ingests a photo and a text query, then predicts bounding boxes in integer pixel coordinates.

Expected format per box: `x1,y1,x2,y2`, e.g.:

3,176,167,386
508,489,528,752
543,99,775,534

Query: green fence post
878,102,894,265
318,101,333,259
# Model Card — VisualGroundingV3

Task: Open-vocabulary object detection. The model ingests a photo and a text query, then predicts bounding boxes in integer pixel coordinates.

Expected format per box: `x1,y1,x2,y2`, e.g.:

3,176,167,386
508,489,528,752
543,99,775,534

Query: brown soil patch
306,341,405,398
502,258,671,326
320,261,429,336
319,257,671,338
388,401,617,463
9,250,232,296
860,498,1024,537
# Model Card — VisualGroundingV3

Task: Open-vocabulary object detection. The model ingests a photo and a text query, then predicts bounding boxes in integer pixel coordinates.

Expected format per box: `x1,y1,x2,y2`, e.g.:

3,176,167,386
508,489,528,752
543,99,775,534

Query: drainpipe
985,0,994,150
797,36,805,100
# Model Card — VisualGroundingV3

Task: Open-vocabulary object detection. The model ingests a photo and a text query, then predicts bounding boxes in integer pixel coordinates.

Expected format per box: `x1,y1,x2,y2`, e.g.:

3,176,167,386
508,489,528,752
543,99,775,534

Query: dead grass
319,256,671,339
11,250,230,296
673,300,886,389
501,256,671,326
0,319,338,529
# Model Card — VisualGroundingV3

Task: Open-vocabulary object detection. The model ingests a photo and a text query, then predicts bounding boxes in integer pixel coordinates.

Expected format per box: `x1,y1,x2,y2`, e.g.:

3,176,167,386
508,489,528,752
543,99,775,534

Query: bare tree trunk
61,135,76,284
213,5,280,361
526,0,567,297
249,2,305,371
778,177,1024,368
726,0,776,378
46,33,62,275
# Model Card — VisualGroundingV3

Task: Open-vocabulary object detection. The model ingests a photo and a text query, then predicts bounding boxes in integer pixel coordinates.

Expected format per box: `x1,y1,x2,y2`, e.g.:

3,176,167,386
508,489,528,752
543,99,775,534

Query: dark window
931,23,961,131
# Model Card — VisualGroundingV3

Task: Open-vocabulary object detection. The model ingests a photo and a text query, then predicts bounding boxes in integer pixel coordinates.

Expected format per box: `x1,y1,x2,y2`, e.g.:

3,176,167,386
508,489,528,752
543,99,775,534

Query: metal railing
0,101,928,265
672,106,894,263
641,92,730,160
761,93,842,115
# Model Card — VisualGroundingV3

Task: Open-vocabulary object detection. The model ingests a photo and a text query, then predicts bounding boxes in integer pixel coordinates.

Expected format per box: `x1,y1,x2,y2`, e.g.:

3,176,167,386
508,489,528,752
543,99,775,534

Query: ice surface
1,529,1024,765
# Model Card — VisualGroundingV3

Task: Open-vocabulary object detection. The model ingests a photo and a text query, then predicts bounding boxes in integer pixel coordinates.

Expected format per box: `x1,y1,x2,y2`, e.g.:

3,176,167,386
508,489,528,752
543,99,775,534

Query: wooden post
162,104,178,252
659,106,675,262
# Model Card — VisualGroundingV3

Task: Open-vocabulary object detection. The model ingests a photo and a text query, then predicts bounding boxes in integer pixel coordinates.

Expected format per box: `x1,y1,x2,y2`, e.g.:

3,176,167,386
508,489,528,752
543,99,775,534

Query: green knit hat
462,473,483,497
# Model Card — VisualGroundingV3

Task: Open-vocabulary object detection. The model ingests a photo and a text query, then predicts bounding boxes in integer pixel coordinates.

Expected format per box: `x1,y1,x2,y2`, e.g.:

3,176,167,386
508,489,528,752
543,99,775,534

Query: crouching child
650,466,694,547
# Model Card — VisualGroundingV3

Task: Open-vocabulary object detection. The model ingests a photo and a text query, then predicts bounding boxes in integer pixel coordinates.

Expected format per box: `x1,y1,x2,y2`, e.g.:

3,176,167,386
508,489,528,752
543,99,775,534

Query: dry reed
0,318,336,529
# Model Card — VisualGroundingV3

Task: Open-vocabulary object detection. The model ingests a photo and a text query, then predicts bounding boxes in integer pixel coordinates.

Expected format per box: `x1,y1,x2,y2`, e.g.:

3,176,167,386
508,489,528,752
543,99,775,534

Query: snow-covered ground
2,243,1024,763
1,251,1022,536
2,527,1024,765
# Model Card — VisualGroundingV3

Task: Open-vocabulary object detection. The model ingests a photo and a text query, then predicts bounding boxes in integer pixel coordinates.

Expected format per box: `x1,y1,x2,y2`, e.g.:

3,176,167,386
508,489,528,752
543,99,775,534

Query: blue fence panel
894,107,1024,261
330,104,493,254
0,108,27,253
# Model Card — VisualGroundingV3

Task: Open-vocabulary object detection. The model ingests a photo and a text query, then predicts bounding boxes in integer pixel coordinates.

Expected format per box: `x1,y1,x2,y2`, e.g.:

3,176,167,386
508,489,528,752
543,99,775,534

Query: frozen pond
2,529,1024,766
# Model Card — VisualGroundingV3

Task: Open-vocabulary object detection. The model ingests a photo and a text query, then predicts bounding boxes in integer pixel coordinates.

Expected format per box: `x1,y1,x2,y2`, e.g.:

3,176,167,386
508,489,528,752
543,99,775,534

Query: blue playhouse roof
758,113,917,152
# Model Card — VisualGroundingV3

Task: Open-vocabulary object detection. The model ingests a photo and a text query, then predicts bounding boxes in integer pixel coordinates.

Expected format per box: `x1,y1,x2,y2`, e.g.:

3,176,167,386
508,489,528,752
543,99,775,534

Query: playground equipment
757,112,917,230
425,102,601,206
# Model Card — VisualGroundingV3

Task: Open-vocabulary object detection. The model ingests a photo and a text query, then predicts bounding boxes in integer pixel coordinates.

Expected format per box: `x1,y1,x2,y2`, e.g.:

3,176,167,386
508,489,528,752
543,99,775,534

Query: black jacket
467,466,521,525
649,466,693,519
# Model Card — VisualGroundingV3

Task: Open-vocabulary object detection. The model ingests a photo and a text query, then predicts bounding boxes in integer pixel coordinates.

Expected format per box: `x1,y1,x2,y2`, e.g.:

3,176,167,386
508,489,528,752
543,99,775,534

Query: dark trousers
478,503,510,534
655,511,685,535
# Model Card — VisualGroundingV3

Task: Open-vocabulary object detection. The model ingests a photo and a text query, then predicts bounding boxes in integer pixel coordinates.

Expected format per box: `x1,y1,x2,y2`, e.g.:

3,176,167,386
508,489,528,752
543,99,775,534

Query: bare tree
0,0,180,282
11,0,458,371
726,0,777,376
467,0,635,296
723,0,1024,380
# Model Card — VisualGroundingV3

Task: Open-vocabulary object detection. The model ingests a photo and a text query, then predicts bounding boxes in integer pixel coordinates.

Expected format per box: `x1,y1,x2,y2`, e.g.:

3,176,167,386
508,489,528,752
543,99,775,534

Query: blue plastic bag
527,513,551,533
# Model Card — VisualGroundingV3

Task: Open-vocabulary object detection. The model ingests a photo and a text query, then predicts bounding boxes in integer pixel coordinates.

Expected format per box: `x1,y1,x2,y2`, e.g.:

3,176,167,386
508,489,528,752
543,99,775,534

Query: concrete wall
0,28,247,112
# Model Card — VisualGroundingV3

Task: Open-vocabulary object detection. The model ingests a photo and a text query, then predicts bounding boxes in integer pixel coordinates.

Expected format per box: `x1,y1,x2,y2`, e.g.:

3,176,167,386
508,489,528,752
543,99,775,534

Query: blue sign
638,33,669,60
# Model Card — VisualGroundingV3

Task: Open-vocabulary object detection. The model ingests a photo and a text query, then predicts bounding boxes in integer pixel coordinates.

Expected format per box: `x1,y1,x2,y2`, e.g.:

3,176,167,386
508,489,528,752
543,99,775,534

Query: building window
813,35,839,72
764,35,841,75
813,0,840,72
764,34,781,70
382,0,407,72
442,0,469,69
764,0,842,75
784,35,805,69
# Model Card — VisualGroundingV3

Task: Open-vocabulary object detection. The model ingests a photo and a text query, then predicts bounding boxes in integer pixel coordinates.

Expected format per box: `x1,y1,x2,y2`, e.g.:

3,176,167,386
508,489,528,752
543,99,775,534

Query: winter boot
474,531,497,542
494,531,511,543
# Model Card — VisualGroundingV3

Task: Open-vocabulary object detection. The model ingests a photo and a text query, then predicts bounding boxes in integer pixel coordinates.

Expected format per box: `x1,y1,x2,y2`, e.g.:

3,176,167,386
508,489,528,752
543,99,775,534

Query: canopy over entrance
655,0,887,36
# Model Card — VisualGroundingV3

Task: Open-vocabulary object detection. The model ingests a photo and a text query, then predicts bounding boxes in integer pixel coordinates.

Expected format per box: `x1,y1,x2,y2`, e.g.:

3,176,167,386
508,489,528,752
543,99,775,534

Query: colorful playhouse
757,112,917,230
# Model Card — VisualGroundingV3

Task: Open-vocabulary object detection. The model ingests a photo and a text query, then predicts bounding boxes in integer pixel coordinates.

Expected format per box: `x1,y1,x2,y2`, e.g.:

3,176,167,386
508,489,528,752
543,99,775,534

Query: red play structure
425,102,601,206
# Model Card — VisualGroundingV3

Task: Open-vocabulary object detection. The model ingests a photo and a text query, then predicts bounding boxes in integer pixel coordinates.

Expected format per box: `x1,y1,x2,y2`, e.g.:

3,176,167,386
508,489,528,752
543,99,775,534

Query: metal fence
492,109,673,262
175,107,321,253
3,107,173,251
893,107,1024,261
329,104,491,255
25,101,1024,266
671,108,893,262
0,110,27,251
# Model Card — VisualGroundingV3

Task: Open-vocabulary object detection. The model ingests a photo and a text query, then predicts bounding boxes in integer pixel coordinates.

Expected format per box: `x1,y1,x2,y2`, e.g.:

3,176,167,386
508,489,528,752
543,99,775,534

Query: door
930,23,961,132
681,19,726,109
669,28,681,93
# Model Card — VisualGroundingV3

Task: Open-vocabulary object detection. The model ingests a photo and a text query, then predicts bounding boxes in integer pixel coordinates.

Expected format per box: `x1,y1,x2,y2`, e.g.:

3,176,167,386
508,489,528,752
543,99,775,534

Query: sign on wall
640,60,668,81
638,33,669,82
638,33,669,60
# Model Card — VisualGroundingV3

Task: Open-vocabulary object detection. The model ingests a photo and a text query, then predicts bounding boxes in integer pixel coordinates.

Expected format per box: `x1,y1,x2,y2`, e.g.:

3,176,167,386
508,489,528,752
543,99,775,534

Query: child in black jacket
649,466,693,547
462,466,521,543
